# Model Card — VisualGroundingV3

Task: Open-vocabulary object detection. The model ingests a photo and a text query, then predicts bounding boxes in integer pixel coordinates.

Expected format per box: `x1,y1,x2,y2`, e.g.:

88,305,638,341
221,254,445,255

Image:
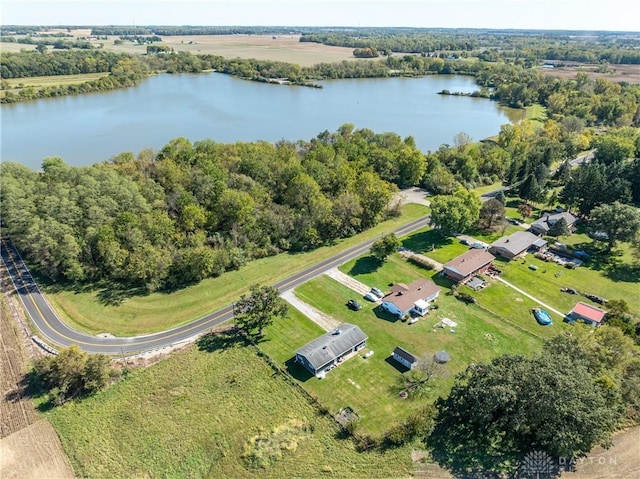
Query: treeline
0,50,126,78
0,36,95,49
300,30,640,64
0,126,428,291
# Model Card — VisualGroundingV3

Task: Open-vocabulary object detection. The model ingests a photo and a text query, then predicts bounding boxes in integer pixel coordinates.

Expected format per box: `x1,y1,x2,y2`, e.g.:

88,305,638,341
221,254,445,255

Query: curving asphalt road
1,215,431,356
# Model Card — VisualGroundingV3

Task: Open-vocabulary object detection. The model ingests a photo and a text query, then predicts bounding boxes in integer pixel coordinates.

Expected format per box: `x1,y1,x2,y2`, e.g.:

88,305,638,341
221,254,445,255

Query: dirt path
281,290,340,332
325,268,372,296
393,187,431,207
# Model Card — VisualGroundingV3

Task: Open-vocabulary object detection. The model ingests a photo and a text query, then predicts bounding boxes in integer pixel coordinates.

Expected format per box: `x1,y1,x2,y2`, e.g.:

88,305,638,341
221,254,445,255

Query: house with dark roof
489,231,547,260
392,346,420,370
295,324,368,377
381,278,440,318
567,302,606,327
530,211,577,236
443,249,495,283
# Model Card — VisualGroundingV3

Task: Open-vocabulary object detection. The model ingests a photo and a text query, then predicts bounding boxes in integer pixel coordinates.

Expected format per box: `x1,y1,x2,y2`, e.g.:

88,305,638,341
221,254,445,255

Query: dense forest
2,118,639,292
0,126,427,290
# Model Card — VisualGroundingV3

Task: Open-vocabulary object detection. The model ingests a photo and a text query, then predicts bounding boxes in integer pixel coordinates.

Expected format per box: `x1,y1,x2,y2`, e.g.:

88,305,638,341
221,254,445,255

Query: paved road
0,215,431,355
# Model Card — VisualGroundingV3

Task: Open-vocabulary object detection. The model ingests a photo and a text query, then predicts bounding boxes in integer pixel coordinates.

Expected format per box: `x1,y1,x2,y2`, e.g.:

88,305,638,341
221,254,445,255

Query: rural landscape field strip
0,296,38,438
0,214,431,355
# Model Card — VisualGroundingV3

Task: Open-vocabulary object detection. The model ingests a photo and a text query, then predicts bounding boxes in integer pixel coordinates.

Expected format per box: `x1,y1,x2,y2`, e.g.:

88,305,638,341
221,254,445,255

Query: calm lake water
1,73,521,170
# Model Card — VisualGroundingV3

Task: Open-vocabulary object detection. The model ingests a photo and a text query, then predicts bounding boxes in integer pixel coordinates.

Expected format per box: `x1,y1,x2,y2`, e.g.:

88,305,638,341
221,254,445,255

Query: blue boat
532,308,553,326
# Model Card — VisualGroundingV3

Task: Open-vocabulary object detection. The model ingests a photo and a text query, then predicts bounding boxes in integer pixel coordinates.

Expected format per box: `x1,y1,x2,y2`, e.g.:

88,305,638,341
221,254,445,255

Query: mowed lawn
45,204,428,336
264,262,544,436
48,343,413,479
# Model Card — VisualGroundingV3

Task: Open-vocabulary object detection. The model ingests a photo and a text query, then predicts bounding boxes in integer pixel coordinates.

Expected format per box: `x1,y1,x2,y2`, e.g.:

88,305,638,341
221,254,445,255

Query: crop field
3,73,109,88
48,340,413,479
540,63,640,85
44,203,428,336
0,296,38,438
0,293,74,479
104,34,361,67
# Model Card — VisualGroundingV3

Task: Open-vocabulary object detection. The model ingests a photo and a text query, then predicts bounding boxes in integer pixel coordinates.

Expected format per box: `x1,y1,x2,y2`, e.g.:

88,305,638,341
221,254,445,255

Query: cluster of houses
294,209,605,379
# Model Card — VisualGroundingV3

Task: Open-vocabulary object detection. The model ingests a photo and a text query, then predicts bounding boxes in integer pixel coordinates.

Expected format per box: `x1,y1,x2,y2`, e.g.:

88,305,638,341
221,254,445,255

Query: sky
1,0,639,32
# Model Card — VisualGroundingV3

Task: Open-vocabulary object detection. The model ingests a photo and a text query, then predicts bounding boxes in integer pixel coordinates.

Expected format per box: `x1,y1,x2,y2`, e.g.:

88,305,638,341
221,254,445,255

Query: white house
381,278,440,318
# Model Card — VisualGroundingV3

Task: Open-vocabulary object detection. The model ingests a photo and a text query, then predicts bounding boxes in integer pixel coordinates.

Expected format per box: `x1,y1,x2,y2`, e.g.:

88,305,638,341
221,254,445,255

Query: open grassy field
103,34,361,67
0,42,37,53
540,63,640,85
3,73,109,88
44,203,428,336
266,257,545,436
48,340,413,479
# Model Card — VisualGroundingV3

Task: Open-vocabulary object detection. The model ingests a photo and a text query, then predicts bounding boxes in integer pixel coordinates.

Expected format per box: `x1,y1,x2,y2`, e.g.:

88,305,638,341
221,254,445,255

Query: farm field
47,339,414,479
266,262,545,436
101,34,361,67
540,63,640,85
0,294,74,479
3,72,109,88
44,203,428,336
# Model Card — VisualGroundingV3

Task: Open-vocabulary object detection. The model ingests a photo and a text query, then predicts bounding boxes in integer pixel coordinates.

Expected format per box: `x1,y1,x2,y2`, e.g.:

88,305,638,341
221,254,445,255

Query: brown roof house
567,302,606,327
380,278,441,319
443,249,495,283
489,231,547,260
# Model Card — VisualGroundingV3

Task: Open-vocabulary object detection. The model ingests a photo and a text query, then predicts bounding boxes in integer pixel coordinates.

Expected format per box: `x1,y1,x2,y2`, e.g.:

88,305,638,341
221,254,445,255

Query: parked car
363,292,378,302
347,299,362,311
560,287,578,295
370,287,384,299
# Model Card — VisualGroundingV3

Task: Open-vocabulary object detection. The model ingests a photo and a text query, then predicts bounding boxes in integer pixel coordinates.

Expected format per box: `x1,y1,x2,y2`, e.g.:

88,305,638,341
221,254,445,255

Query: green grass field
44,204,428,336
263,257,545,436
3,73,109,88
48,342,413,479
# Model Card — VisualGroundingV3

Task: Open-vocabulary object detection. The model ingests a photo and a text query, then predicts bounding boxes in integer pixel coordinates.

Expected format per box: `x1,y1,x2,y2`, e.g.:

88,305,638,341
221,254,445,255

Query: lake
1,73,521,170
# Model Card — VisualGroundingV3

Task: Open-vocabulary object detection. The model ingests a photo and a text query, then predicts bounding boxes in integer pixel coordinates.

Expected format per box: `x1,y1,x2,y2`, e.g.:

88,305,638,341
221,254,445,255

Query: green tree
428,350,621,475
370,233,400,262
594,135,635,165
519,173,543,204
31,345,111,405
477,198,505,231
590,201,640,252
233,284,288,340
430,189,481,236
548,217,569,237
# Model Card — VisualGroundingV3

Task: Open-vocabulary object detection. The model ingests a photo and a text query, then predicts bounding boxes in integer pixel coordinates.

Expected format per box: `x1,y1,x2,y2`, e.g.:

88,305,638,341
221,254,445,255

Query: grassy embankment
45,203,428,336
48,339,414,479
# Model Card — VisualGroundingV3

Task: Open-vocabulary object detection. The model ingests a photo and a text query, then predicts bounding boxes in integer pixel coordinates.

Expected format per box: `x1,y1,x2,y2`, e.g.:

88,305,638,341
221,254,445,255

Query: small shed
392,346,420,370
568,302,606,327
